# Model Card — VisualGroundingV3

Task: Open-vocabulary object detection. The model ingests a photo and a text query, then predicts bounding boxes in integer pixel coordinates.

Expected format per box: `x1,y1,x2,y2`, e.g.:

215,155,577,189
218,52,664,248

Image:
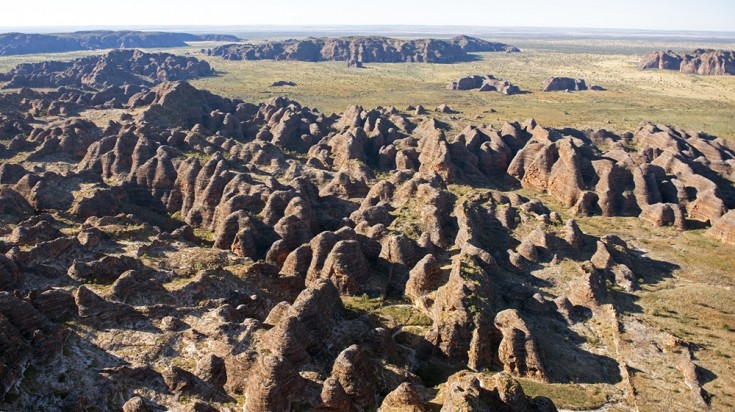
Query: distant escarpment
0,30,240,56
639,49,735,75
206,35,518,63
449,34,521,53
0,49,214,89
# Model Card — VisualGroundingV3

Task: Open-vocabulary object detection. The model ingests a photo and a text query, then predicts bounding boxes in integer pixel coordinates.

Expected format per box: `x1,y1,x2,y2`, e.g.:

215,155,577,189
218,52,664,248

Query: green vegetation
342,295,432,329
4,37,733,139
182,151,213,161
519,379,610,410
458,255,491,317
372,305,432,328
192,227,215,243
187,42,735,140
342,294,388,312
388,203,424,240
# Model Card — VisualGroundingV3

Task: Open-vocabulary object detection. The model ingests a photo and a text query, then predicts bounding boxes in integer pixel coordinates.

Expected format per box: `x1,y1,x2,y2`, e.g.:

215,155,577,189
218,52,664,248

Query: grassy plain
1,38,735,139
184,38,735,139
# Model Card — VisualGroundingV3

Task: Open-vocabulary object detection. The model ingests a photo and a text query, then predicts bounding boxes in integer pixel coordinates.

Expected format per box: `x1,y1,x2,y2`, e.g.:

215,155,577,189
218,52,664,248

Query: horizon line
0,24,734,36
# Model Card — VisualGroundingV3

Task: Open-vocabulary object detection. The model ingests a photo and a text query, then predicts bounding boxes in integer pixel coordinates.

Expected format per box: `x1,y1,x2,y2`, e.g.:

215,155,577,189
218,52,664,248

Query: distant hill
0,30,240,56
207,35,518,64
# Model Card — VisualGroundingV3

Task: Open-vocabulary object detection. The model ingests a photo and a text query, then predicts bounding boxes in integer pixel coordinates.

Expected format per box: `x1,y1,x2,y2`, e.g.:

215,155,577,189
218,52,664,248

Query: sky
1,0,733,32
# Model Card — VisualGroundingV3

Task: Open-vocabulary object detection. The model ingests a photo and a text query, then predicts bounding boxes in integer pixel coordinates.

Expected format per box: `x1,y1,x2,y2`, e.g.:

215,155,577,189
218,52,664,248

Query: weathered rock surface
639,50,684,70
441,371,556,412
543,77,587,92
640,49,735,75
494,309,547,381
379,382,426,411
448,74,522,94
707,210,735,245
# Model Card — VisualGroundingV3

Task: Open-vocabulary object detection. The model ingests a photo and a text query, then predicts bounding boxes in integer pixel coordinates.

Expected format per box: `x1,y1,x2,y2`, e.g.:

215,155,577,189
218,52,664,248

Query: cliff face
0,31,240,56
207,35,518,63
639,49,735,75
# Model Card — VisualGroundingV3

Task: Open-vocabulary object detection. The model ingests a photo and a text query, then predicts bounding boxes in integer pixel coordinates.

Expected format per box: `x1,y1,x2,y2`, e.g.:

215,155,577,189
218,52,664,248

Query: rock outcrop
448,74,522,94
494,309,547,381
441,371,556,412
543,77,587,92
639,49,735,75
207,35,517,64
639,50,684,70
707,210,735,245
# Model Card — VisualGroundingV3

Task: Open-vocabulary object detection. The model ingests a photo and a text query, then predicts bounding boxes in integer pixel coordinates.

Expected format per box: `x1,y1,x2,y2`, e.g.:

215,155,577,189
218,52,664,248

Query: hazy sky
1,0,733,32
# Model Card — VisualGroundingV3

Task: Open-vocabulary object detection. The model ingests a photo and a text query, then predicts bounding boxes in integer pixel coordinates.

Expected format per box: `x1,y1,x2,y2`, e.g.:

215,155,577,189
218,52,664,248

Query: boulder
543,77,587,92
447,75,484,91
478,75,522,95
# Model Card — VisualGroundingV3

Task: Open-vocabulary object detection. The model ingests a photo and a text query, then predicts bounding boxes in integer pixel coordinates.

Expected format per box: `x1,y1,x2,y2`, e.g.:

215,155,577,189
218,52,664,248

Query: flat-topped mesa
0,49,214,89
0,30,240,56
448,74,522,94
207,35,518,64
639,49,735,75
